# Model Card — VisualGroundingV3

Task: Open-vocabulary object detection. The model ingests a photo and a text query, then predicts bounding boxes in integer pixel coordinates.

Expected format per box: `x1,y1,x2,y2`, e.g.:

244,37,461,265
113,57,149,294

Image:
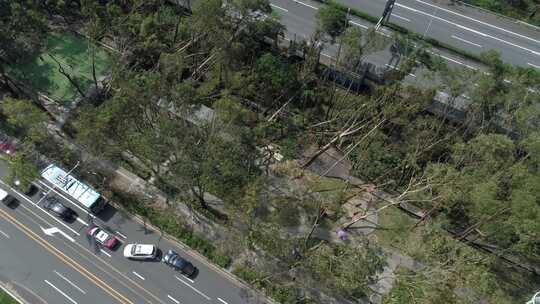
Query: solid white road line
167,295,181,304
292,0,318,10
217,298,229,304
115,231,128,239
391,13,411,22
411,0,540,45
0,229,9,238
270,3,288,12
54,270,86,294
349,20,369,29
396,3,540,56
182,276,194,284
0,180,81,236
175,276,211,301
44,279,78,304
132,271,145,281
430,51,478,70
99,249,111,257
38,181,94,218
528,62,540,69
451,35,483,48
76,217,88,226
19,197,80,236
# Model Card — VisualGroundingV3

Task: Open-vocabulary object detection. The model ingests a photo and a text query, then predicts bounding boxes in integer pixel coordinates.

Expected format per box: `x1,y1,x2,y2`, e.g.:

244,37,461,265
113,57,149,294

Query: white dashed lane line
44,279,78,304
391,13,411,22
451,35,483,48
132,271,145,281
175,276,211,301
99,249,111,257
292,0,318,10
54,270,86,294
217,298,229,304
167,295,181,304
528,62,540,69
0,229,10,238
270,3,288,12
115,231,128,239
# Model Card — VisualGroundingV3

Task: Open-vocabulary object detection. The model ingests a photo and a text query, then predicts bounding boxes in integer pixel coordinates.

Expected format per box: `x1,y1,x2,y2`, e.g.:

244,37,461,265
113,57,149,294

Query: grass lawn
7,32,111,104
0,289,18,304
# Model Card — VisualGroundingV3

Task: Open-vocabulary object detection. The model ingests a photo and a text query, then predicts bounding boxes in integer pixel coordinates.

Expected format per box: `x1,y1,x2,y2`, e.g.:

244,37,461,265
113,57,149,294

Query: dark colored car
43,197,76,221
86,224,119,249
162,250,196,277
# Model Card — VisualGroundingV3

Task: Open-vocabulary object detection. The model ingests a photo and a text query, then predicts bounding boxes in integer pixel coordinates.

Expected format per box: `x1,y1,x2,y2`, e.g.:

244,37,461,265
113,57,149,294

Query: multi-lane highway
338,0,540,68
0,160,266,304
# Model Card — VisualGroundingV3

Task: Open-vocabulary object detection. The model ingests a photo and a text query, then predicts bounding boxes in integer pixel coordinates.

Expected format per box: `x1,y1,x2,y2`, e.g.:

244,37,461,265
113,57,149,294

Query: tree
316,3,348,42
1,98,48,143
3,152,40,191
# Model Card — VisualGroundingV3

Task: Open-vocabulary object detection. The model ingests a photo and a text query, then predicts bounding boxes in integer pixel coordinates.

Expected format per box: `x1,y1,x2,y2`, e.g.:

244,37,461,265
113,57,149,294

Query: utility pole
375,0,396,30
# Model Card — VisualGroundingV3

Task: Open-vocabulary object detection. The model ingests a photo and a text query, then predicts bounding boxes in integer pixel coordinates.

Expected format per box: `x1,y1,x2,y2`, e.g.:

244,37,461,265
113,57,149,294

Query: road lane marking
44,279,78,304
38,181,95,218
349,20,368,29
76,217,88,226
270,3,288,12
41,226,75,242
0,209,133,304
0,180,80,236
99,249,112,257
0,229,9,238
175,276,211,300
528,62,540,69
429,51,478,70
132,271,145,281
395,3,540,56
116,231,128,239
182,276,194,284
167,295,181,304
391,13,411,22
292,0,318,10
54,270,87,294
411,0,540,45
217,298,229,304
451,35,482,48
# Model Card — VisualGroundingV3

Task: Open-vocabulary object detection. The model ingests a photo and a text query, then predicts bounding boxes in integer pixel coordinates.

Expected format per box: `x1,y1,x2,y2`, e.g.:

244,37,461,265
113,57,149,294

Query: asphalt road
0,160,265,304
328,0,540,68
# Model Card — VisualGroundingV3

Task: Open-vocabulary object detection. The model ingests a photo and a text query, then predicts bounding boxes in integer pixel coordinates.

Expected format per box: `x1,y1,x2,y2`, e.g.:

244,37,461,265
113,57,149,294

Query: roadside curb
107,200,279,304
454,0,540,31
0,282,25,304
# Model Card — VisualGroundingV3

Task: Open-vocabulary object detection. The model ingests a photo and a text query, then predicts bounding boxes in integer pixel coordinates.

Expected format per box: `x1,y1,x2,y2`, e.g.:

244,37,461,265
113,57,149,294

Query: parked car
162,250,196,277
43,197,76,221
0,142,16,155
123,244,158,260
0,189,17,208
86,224,119,249
527,292,540,304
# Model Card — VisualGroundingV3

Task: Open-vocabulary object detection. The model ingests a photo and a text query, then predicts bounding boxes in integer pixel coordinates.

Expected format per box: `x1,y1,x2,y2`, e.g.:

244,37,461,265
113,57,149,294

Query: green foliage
233,266,299,304
1,98,48,143
0,288,18,304
3,152,40,191
113,191,231,268
304,242,385,299
316,2,348,41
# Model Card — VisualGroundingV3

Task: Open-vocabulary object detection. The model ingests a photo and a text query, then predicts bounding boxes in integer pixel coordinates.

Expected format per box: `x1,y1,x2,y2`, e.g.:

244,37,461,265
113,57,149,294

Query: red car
86,224,119,249
0,142,16,155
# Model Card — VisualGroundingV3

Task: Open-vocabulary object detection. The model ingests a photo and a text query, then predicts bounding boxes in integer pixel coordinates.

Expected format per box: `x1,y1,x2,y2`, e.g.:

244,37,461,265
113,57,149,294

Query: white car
123,244,157,260
527,292,540,304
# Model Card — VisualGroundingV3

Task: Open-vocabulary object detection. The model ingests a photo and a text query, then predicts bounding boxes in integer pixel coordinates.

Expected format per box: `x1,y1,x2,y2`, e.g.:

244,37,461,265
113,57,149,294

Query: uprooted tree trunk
341,171,441,230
